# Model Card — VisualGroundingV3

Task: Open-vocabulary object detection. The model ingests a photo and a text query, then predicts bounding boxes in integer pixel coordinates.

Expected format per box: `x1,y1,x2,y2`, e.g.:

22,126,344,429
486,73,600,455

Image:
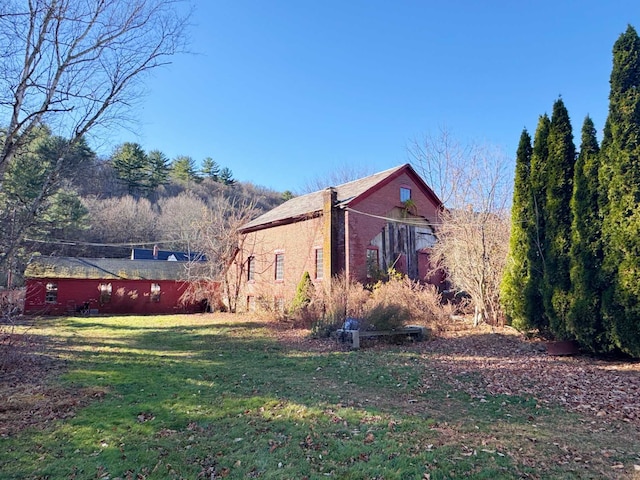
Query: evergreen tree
219,166,236,186
201,157,220,180
525,114,551,333
146,150,171,191
568,116,604,351
282,190,295,201
541,98,576,339
171,155,202,184
0,126,89,282
111,142,148,196
600,25,640,356
500,129,533,330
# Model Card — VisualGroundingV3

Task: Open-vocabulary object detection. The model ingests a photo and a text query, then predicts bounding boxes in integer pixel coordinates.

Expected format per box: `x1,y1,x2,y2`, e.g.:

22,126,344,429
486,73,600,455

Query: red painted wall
24,278,201,315
346,170,441,283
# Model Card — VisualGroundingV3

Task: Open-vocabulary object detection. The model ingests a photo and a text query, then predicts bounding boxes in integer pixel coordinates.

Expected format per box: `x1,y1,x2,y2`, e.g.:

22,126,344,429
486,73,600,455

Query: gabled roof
240,163,442,232
24,257,189,281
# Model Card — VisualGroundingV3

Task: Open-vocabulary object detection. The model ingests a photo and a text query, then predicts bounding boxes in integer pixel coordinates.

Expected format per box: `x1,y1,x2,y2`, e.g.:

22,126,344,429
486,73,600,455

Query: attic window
150,283,161,302
400,187,411,202
45,282,58,303
99,283,112,304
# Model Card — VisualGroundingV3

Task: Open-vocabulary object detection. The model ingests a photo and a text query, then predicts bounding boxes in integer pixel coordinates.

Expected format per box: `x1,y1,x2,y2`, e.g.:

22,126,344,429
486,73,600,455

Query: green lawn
0,314,637,479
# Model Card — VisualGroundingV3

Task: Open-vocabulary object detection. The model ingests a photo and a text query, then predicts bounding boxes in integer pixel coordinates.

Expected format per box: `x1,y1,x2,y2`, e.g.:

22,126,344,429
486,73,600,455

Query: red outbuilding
23,257,205,315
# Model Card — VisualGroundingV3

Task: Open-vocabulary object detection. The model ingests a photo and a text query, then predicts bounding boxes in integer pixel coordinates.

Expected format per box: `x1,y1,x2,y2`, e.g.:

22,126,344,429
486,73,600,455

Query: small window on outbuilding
400,187,411,202
45,282,58,303
99,283,112,304
150,283,161,302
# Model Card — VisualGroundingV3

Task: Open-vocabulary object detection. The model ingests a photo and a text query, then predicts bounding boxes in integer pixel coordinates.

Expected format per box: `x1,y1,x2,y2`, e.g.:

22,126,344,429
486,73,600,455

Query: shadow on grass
1,315,637,480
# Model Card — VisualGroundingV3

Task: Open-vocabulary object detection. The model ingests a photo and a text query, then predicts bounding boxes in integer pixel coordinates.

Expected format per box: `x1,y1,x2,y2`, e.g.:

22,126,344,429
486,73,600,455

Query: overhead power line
23,238,177,248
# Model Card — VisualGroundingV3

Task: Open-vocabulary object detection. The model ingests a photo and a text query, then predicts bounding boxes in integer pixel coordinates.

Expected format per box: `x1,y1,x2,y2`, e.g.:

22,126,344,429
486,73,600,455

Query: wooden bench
336,325,429,349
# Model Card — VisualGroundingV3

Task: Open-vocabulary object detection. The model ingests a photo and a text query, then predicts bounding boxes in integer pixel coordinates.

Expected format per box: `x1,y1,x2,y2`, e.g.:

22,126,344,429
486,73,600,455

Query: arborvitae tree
201,157,220,180
146,150,171,192
600,25,640,356
525,114,551,333
568,116,604,351
291,271,314,312
541,98,576,339
501,129,533,330
111,142,148,196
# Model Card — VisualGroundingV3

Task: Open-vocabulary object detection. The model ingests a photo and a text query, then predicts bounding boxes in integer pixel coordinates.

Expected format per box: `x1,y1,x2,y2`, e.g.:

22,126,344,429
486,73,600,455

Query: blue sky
108,1,640,193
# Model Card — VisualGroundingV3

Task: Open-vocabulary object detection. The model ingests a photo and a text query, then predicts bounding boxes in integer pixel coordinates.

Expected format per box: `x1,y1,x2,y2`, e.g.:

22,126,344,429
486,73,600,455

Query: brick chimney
322,187,337,281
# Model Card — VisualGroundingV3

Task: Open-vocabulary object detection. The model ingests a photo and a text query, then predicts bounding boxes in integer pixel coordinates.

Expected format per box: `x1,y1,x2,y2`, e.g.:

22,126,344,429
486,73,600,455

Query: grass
0,314,638,479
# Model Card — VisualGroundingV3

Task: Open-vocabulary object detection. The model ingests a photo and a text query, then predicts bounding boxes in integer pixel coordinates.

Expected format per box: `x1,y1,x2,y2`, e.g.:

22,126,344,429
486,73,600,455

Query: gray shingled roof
241,164,408,231
24,257,189,281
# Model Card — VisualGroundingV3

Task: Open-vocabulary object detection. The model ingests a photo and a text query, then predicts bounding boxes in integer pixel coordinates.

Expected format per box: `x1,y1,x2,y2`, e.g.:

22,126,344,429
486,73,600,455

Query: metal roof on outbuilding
24,257,189,281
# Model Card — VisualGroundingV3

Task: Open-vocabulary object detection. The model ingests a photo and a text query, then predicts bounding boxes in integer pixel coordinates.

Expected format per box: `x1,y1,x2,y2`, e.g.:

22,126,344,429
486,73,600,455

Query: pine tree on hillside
201,157,221,180
501,129,533,330
541,98,576,340
146,150,171,192
526,114,551,333
219,167,236,186
111,142,149,196
568,116,604,351
600,25,640,356
171,155,202,184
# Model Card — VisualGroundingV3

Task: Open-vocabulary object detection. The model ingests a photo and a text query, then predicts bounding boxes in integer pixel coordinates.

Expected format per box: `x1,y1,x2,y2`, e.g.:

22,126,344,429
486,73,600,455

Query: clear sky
107,1,640,193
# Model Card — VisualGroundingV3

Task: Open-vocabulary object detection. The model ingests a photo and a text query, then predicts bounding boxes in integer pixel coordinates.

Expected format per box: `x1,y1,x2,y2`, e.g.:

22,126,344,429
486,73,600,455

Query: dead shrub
309,274,370,337
360,302,411,331
368,273,452,331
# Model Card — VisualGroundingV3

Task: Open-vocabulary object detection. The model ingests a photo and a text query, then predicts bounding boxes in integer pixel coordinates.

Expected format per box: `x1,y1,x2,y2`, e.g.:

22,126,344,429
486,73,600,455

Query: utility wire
23,238,177,247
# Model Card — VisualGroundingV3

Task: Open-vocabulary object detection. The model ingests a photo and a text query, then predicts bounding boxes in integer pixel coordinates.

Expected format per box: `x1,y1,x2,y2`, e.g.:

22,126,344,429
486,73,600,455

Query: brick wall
346,170,441,282
236,167,443,309
239,215,324,310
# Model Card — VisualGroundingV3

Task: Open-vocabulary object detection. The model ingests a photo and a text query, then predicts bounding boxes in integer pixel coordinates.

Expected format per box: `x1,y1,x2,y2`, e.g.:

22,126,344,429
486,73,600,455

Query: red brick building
236,164,444,311
23,257,204,315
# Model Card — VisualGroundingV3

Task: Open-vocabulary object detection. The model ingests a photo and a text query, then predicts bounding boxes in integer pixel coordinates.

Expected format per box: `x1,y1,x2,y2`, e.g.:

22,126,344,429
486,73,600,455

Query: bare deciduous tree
81,195,159,255
410,129,513,326
300,163,375,194
156,192,209,251
0,0,190,267
181,195,257,313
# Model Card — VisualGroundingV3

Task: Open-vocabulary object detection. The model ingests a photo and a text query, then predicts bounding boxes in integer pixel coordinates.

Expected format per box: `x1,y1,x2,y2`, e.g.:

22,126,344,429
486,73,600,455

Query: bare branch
410,129,514,326
0,0,190,175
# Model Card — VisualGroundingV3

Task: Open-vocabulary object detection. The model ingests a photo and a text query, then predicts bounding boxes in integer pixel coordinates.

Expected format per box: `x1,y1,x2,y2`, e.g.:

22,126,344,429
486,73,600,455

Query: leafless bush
251,270,455,337
1,288,27,371
302,274,370,337
367,274,453,330
360,303,411,331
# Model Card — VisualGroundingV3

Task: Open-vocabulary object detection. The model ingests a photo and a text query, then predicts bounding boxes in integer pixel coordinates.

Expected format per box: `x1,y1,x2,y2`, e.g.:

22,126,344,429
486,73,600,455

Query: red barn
235,164,445,310
23,257,204,315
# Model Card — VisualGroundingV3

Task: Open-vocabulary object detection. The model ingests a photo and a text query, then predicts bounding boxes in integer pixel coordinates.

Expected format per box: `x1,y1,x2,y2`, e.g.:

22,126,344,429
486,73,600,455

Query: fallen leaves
420,328,640,428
